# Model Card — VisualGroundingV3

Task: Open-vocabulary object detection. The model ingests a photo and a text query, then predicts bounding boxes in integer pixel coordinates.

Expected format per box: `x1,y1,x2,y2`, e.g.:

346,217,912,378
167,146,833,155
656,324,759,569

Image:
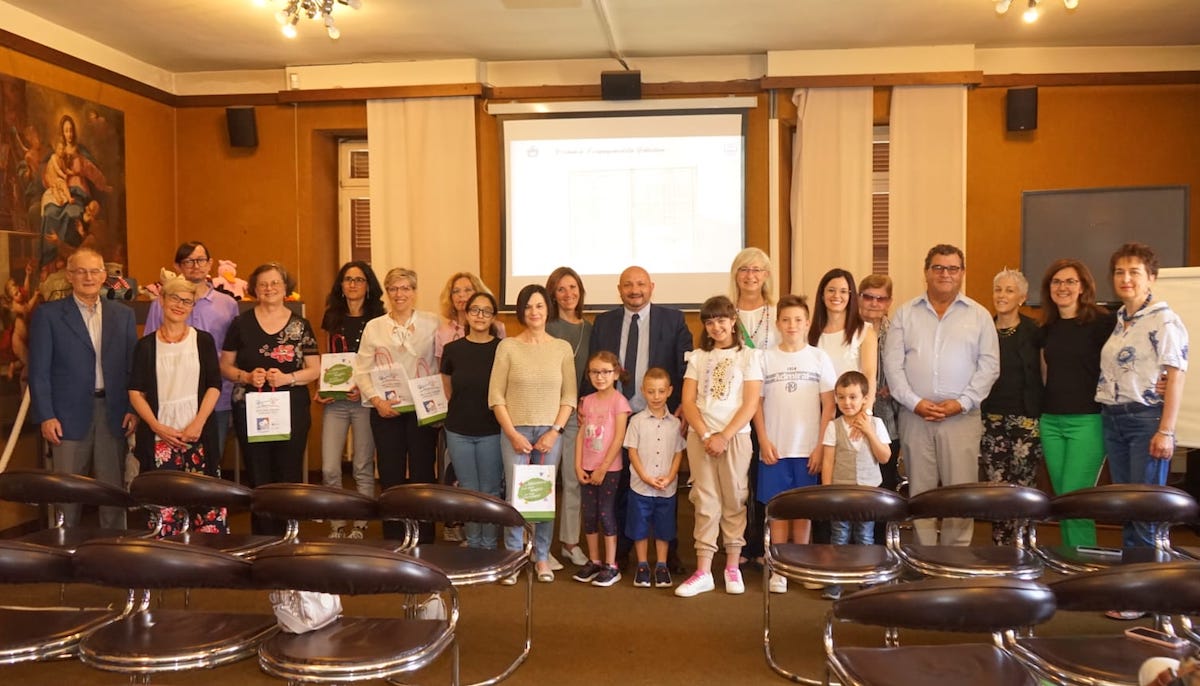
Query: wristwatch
702,431,715,441
551,425,564,434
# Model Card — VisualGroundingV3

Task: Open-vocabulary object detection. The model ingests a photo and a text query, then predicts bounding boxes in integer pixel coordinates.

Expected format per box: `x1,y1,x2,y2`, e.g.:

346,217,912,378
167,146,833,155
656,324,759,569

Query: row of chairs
0,469,536,684
762,482,1200,685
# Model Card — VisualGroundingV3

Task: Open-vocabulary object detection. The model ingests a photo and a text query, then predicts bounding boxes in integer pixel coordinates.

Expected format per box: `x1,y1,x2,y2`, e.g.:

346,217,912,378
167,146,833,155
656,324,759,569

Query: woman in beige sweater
489,284,577,582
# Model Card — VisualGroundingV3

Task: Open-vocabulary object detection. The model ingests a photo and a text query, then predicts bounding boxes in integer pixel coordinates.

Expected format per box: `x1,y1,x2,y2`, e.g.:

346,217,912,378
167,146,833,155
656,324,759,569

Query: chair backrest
73,538,255,590
0,540,75,584
834,577,1057,632
908,483,1050,522
766,484,908,523
1048,484,1199,524
252,542,451,596
0,469,137,509
1049,561,1200,615
251,483,378,522
129,471,254,511
379,484,526,529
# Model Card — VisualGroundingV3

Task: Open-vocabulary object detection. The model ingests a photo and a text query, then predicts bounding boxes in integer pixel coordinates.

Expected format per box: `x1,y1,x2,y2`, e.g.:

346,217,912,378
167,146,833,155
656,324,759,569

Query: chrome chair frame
380,483,534,686
896,482,1049,580
251,482,393,548
253,542,459,685
763,485,908,685
0,539,131,665
823,577,1056,686
72,537,278,679
1004,561,1200,686
1031,484,1198,574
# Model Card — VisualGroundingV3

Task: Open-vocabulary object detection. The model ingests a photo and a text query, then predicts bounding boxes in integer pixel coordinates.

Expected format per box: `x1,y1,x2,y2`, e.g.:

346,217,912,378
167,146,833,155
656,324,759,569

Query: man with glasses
29,248,137,528
145,241,239,464
882,244,999,546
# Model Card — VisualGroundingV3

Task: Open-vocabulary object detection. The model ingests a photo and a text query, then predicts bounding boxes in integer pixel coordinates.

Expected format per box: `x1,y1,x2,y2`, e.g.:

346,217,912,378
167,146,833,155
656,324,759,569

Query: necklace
157,326,188,344
997,325,1018,338
741,305,769,348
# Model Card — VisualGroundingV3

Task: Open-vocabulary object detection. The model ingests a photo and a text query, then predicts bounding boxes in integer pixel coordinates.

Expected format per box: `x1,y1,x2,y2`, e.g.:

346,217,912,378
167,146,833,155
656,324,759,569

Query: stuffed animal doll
212,259,249,300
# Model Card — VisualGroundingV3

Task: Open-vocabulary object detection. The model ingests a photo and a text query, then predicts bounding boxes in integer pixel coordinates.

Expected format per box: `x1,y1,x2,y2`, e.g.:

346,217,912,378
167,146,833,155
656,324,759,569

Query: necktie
623,313,639,399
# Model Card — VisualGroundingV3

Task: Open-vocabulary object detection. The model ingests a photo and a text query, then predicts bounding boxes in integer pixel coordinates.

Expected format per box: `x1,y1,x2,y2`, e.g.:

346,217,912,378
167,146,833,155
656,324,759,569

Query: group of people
25,239,1188,604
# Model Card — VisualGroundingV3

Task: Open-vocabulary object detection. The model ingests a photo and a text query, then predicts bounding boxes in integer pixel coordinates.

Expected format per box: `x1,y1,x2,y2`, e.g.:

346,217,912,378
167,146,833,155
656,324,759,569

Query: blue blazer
28,296,137,441
587,303,693,411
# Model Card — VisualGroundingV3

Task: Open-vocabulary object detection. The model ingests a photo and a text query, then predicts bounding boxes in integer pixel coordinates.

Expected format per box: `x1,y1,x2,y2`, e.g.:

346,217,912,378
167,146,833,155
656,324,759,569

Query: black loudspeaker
601,70,642,101
226,107,258,148
1006,87,1038,132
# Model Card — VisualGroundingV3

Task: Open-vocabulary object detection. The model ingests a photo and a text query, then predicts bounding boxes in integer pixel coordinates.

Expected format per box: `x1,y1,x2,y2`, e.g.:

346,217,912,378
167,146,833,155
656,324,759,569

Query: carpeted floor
2,492,1190,685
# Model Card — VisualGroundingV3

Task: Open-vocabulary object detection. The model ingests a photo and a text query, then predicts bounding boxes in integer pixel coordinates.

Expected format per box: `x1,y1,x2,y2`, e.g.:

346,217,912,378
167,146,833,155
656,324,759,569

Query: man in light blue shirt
883,244,999,546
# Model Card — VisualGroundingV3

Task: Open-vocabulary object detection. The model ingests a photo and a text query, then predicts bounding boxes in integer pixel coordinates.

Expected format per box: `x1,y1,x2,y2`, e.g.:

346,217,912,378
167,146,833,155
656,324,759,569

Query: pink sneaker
673,571,715,598
724,567,745,595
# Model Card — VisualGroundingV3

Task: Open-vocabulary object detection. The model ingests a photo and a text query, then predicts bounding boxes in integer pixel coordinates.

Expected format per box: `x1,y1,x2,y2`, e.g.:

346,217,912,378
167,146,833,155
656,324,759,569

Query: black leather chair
896,482,1049,579
253,542,459,684
0,539,127,665
1032,484,1199,574
1005,561,1200,685
824,577,1057,686
72,537,278,680
130,470,289,556
763,485,908,684
250,482,405,549
380,483,533,686
0,469,155,550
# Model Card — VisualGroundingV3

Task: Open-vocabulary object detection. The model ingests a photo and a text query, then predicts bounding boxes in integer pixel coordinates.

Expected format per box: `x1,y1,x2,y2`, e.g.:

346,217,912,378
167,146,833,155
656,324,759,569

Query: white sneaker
547,553,564,571
346,526,365,540
674,571,715,598
768,574,788,594
802,581,824,590
328,527,344,539
724,567,745,595
443,524,463,542
562,545,589,566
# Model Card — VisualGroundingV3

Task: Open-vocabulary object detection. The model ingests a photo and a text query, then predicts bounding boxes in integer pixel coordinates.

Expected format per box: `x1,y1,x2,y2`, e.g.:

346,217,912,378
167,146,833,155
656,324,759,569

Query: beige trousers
687,431,752,555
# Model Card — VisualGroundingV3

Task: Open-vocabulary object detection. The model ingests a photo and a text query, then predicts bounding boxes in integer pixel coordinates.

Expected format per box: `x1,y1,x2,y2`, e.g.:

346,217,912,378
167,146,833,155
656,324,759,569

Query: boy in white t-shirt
751,294,837,594
819,369,892,599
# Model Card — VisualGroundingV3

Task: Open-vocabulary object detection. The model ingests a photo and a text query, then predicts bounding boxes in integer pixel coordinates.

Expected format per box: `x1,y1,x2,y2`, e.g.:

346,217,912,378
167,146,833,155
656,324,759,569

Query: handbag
318,334,357,400
369,347,412,412
510,455,557,523
268,589,342,634
408,358,448,426
245,387,292,443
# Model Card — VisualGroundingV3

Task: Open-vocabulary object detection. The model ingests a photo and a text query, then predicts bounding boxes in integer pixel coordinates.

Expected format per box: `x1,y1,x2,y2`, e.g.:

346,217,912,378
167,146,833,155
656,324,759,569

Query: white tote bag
408,359,448,426
245,389,292,443
369,348,412,412
510,462,556,523
318,334,357,400
268,590,342,633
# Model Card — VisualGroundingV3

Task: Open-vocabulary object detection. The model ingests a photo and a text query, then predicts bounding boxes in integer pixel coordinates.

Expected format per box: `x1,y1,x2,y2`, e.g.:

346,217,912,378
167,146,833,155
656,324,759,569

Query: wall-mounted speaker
601,70,642,101
226,107,258,148
1006,87,1038,132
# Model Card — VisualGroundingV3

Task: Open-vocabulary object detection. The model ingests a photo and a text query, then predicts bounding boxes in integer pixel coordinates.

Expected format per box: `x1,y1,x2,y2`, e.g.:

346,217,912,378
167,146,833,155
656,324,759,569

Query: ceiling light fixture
994,0,1078,19
267,0,361,40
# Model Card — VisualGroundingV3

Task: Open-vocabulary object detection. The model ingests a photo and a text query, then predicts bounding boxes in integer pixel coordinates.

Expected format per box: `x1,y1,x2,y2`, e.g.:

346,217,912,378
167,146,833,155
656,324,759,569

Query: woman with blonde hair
435,271,506,364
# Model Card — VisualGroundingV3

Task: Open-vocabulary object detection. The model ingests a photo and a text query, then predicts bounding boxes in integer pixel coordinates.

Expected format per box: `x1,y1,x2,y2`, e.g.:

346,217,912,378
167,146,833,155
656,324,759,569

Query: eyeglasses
1050,278,1080,287
342,276,368,285
69,268,106,278
179,257,210,268
860,293,891,303
929,265,964,275
166,293,195,307
588,369,616,377
467,307,495,318
258,280,285,290
737,266,767,275
386,284,414,294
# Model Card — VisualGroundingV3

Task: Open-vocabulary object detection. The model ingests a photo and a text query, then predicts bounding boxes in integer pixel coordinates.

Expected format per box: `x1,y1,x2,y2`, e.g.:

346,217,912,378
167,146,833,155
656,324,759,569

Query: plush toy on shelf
213,259,249,300
101,262,137,300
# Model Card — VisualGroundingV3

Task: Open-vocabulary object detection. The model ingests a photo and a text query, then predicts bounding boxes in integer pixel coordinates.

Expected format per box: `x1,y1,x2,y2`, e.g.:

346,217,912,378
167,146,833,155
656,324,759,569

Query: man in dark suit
589,266,693,571
29,247,137,529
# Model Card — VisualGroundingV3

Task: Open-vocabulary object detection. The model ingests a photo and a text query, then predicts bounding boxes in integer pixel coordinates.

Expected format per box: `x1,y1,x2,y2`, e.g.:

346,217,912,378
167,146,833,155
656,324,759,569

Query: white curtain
887,86,967,305
367,97,479,312
790,87,873,298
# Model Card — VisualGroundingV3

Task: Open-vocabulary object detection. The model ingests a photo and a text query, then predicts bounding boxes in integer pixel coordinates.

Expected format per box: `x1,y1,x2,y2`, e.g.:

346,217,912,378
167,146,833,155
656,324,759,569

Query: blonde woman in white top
354,267,440,543
729,247,775,350
810,268,877,404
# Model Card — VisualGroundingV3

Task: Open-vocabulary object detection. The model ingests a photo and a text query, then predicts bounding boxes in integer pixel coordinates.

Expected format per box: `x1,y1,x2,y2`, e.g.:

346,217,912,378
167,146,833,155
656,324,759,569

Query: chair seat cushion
408,544,526,584
81,609,276,669
164,531,283,555
901,544,1043,577
835,644,1039,686
0,607,117,661
259,617,450,677
1013,634,1195,683
18,527,148,551
770,543,902,582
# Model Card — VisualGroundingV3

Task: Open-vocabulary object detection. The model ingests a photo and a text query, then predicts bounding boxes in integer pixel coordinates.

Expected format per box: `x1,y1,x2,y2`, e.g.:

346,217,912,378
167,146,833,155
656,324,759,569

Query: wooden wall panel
966,84,1200,306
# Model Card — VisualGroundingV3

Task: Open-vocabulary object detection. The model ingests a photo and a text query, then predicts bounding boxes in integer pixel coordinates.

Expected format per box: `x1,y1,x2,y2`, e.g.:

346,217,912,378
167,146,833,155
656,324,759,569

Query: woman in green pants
1038,258,1116,548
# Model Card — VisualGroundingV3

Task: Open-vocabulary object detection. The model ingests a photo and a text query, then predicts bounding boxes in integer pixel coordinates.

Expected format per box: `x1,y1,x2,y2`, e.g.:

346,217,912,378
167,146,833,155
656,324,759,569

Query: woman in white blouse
810,267,877,403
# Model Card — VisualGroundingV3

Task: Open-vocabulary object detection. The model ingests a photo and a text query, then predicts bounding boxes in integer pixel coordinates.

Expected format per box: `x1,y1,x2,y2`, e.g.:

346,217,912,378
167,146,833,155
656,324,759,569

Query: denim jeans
445,430,503,549
320,400,376,529
831,520,875,546
1102,403,1169,547
500,425,561,562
